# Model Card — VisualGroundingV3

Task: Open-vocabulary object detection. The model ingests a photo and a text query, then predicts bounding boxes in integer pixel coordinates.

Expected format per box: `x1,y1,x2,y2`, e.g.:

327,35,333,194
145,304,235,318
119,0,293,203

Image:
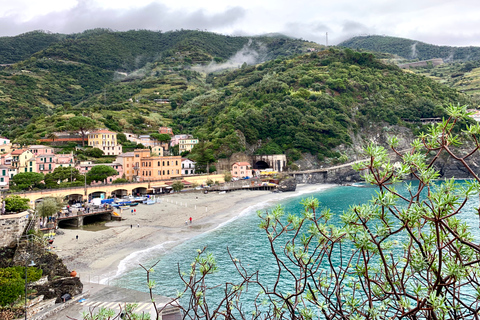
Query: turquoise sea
111,181,480,309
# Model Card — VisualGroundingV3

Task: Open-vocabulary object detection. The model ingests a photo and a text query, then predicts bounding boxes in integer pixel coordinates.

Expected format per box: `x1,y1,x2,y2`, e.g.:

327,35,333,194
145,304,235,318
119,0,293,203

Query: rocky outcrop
11,241,83,304
33,277,83,303
278,176,297,191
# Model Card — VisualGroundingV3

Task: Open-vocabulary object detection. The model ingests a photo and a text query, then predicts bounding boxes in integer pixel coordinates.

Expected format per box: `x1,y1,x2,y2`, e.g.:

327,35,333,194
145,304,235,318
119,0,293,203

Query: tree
171,181,184,192
3,195,30,213
150,133,171,143
10,172,44,191
36,197,63,221
67,116,96,147
86,165,118,184
84,147,104,158
224,172,232,182
190,141,215,173
44,167,83,188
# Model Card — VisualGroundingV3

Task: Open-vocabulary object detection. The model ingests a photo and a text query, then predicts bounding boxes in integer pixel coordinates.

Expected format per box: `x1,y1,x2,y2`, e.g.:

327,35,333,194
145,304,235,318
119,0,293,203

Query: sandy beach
53,184,335,284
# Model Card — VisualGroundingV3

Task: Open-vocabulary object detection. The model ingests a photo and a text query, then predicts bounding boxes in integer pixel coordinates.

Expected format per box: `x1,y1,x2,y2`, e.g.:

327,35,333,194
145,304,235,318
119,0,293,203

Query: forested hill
339,35,480,62
0,30,64,64
1,29,321,69
4,47,468,163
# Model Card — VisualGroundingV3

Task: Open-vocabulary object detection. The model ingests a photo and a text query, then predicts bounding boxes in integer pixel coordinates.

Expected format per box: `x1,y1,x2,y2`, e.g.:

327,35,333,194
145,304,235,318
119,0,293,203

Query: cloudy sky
1,0,479,46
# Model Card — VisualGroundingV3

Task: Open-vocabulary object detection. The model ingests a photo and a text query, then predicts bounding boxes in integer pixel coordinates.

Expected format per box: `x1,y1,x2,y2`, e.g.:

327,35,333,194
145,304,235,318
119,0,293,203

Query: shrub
0,269,23,306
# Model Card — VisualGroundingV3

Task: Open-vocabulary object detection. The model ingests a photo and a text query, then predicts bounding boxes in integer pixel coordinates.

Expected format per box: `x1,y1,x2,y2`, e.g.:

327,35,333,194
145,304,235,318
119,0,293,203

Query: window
29,168,32,172
162,161,165,166
1,170,5,176
167,161,170,166
163,170,165,175
176,161,178,165
0,178,3,182
167,170,170,175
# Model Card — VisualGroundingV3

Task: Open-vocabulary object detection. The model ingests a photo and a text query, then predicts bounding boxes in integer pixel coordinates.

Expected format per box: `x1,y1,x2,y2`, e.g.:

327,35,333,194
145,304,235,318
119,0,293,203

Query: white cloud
1,0,480,46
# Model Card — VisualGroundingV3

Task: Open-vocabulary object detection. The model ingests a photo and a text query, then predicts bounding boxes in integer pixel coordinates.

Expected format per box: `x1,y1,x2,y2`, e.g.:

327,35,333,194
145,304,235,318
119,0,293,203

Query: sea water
112,181,480,308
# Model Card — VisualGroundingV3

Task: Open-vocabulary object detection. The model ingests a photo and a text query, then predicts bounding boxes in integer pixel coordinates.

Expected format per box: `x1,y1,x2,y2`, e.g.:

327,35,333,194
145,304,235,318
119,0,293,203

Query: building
179,138,199,153
0,165,9,190
124,133,169,150
0,154,12,166
152,146,164,156
158,127,174,136
170,134,192,147
231,162,252,179
0,137,11,154
115,149,181,182
34,154,56,174
56,153,75,168
28,145,55,156
11,149,34,173
181,158,196,175
76,161,124,184
88,130,122,156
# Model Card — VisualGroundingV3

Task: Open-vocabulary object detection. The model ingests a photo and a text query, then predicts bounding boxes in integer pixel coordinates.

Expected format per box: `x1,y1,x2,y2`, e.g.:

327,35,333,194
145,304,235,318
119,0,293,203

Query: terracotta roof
233,162,251,166
11,149,28,155
90,129,117,134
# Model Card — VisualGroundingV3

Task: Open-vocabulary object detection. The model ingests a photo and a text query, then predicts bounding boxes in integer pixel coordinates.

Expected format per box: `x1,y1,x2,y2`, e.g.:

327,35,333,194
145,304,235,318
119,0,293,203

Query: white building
181,158,196,175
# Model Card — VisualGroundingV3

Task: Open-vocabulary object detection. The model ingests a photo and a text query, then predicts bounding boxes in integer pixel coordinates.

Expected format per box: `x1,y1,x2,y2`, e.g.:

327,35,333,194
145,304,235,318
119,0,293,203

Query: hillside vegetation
339,35,480,62
0,29,323,133
1,34,468,164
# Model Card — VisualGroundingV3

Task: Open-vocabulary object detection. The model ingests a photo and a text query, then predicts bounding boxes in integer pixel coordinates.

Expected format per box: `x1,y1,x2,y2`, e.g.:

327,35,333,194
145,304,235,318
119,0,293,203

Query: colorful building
181,158,196,175
231,162,252,179
179,138,199,153
11,149,34,173
0,137,11,154
158,127,174,136
170,134,192,147
28,145,55,156
0,165,9,190
88,129,122,156
115,149,181,182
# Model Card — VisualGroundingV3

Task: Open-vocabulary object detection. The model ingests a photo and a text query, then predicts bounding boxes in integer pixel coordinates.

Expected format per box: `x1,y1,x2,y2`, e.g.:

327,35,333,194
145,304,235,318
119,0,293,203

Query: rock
278,176,296,191
33,276,83,303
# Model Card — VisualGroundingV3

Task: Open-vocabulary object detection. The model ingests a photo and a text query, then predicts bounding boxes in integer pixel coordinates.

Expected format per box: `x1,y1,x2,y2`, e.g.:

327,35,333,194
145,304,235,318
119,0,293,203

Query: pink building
76,162,124,185
231,162,253,179
158,127,174,136
28,145,55,156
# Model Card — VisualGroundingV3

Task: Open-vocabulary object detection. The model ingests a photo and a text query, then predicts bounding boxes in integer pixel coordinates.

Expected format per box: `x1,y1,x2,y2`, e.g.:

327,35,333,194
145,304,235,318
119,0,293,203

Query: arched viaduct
11,174,225,208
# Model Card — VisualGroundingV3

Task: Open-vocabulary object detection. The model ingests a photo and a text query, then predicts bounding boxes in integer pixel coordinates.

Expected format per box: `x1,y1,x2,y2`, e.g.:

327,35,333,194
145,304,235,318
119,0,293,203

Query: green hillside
3,45,468,163
0,30,64,64
0,29,324,132
339,35,480,62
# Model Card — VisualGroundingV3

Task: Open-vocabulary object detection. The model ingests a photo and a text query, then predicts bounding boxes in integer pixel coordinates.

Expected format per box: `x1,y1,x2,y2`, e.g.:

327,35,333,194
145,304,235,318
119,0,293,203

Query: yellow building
88,129,122,156
11,149,35,173
116,149,181,181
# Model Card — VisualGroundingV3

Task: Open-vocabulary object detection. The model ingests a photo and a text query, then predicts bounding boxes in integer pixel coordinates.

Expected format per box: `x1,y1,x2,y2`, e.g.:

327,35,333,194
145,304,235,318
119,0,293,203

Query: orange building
116,149,181,181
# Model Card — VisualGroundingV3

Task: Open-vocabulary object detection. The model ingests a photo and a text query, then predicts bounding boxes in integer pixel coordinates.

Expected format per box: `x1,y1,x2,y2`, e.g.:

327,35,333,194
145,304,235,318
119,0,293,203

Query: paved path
47,283,172,319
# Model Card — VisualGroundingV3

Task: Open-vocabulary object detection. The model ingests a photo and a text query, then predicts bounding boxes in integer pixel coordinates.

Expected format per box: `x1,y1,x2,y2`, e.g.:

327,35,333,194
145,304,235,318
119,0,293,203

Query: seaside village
0,125,289,319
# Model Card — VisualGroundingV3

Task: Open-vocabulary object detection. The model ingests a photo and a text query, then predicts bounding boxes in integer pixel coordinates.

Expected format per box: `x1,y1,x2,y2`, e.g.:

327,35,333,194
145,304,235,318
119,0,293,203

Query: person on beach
130,224,132,229
137,223,139,228
76,235,78,240
189,217,192,224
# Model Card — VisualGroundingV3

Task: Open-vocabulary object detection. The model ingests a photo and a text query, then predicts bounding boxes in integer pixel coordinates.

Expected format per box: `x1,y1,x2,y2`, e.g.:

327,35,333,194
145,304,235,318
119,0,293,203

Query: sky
1,0,480,46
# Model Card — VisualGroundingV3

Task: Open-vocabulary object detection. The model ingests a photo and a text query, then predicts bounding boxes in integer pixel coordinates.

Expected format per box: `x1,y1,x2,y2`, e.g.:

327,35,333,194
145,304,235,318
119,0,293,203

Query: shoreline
53,183,337,284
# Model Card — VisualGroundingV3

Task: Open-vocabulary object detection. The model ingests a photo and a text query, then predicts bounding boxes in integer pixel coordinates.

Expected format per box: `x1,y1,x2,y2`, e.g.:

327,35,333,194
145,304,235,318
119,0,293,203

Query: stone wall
0,211,30,247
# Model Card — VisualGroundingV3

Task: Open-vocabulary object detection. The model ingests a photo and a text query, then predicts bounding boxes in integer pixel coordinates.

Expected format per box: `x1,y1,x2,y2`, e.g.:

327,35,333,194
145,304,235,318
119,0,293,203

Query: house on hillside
76,162,124,185
11,149,34,173
88,129,122,156
231,162,252,179
179,138,199,153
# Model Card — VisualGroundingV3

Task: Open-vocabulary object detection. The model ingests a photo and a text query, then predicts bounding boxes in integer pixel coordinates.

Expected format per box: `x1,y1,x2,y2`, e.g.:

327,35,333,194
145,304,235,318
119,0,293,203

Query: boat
143,199,156,205
128,202,139,206
133,196,147,203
